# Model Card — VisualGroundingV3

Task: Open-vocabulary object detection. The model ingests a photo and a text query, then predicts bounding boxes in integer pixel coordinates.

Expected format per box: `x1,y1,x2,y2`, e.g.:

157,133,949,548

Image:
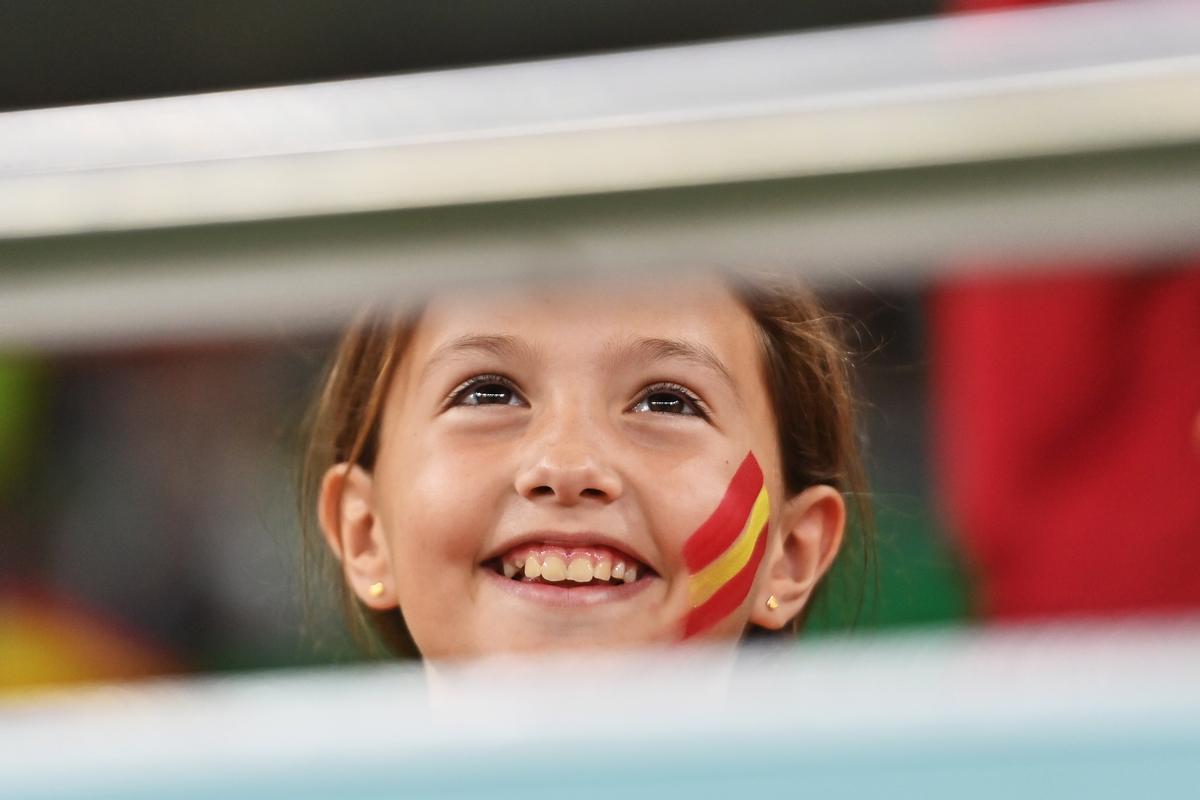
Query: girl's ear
749,484,845,630
318,463,397,609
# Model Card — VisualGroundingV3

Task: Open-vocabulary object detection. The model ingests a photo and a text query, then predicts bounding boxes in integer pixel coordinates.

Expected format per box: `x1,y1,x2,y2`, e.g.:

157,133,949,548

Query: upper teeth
566,558,593,583
540,555,567,582
499,547,642,585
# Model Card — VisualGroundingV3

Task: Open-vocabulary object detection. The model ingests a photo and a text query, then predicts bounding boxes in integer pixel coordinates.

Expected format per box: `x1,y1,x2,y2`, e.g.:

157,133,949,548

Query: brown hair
300,275,873,657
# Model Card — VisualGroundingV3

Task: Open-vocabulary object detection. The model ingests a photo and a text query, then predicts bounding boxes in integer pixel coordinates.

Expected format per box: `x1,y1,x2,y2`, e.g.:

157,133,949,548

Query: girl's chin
419,569,746,657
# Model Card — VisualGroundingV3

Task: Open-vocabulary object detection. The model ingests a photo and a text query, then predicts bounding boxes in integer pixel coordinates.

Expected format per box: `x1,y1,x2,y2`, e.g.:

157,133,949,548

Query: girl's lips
493,544,649,584
481,566,654,608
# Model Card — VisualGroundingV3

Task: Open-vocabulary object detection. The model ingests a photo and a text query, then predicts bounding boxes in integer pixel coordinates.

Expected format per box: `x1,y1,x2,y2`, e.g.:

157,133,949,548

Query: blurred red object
933,0,1200,620
933,266,1200,618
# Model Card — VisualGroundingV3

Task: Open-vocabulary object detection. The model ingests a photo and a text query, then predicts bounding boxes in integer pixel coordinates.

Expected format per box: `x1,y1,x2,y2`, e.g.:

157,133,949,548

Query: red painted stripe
683,453,764,572
682,519,769,638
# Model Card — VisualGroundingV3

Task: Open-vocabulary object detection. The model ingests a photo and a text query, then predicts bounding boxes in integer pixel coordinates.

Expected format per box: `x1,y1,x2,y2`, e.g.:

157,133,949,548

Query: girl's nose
514,440,623,506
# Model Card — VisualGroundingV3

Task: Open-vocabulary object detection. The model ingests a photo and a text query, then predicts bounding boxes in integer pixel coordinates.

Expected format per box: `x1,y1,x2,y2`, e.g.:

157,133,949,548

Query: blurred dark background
0,0,936,112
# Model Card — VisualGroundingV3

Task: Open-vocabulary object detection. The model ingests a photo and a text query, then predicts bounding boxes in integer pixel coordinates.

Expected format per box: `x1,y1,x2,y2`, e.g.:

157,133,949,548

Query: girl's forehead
416,279,753,348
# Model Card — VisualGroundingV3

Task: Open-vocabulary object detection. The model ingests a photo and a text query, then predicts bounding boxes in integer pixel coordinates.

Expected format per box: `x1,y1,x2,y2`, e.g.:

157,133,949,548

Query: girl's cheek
385,448,488,564
677,451,770,640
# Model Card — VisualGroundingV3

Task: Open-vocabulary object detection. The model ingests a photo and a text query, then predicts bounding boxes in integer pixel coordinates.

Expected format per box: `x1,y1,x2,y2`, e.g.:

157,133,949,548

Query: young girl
302,273,870,661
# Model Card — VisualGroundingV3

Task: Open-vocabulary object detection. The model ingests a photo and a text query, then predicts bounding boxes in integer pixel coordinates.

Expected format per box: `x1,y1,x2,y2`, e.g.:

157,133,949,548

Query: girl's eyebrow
612,336,738,396
419,333,537,380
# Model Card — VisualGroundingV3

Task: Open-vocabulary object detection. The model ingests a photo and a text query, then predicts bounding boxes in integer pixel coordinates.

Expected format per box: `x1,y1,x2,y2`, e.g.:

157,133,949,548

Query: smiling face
320,278,846,660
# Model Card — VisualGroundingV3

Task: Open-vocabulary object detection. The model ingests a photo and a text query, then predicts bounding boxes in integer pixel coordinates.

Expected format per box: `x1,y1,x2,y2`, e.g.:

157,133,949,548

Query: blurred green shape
0,358,45,496
804,495,972,636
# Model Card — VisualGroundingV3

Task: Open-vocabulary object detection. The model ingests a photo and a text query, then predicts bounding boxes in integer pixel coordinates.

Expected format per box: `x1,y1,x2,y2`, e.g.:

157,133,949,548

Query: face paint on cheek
680,452,770,639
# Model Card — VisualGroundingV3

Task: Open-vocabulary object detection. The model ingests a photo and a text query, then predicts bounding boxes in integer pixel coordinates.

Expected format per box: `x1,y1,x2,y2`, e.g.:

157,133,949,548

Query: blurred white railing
1,0,1199,347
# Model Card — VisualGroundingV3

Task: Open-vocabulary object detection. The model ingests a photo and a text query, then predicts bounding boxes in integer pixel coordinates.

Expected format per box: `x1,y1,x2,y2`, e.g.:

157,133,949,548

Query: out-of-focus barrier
3,622,1199,798
1,0,1199,348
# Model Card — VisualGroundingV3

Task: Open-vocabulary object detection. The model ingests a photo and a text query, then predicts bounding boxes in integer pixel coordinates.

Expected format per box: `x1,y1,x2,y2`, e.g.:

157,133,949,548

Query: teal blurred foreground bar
4,621,1199,799
2,0,1200,348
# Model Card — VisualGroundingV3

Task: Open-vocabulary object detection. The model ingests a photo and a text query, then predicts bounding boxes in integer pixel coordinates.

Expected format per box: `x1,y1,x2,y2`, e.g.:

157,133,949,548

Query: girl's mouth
484,544,655,587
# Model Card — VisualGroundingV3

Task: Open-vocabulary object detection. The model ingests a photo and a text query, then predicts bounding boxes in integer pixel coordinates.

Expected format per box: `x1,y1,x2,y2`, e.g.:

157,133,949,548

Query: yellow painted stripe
687,487,770,608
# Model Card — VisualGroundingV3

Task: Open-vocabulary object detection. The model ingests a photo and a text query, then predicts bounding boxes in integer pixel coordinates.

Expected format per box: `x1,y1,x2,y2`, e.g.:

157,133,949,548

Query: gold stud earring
766,594,779,611
369,582,384,598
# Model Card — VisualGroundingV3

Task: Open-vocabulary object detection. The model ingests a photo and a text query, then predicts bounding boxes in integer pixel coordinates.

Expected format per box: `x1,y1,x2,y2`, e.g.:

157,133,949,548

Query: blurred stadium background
0,1,1198,793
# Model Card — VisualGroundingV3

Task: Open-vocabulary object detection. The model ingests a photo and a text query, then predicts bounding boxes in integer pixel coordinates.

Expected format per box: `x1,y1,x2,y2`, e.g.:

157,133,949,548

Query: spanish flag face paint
682,452,770,639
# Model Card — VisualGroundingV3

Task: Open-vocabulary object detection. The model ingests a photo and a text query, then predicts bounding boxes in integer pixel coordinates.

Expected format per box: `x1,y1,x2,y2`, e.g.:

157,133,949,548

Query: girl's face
332,279,840,660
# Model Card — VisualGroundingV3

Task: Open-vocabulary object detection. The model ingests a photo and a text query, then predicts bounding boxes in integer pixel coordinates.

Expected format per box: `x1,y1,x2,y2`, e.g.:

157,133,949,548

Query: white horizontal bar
2,0,1199,239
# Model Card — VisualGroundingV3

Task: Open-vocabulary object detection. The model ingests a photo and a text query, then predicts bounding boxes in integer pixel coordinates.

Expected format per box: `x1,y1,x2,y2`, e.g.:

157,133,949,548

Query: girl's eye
447,375,526,408
630,383,709,418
